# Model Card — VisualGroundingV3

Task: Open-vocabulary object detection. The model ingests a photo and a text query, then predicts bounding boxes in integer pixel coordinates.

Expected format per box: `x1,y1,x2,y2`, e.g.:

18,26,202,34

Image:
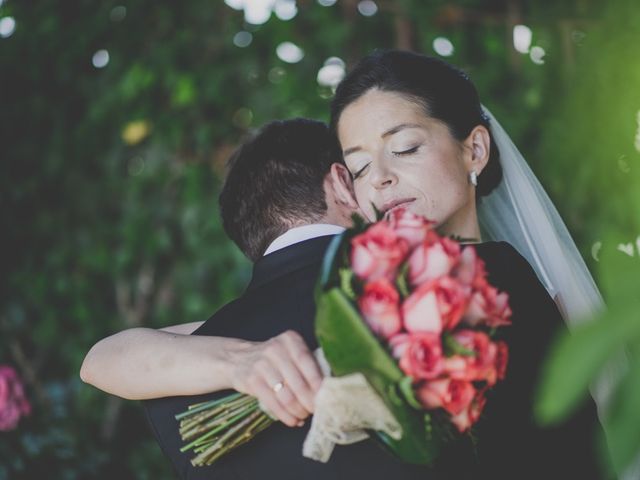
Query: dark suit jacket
144,236,477,479
144,236,610,480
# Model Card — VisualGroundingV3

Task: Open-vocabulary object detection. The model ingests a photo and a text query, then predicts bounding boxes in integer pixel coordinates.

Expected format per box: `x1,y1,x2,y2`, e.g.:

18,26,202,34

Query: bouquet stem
176,392,276,466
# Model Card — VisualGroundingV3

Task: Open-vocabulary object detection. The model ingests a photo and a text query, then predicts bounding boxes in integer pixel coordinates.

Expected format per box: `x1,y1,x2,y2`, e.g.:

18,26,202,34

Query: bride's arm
79,325,323,427
79,323,249,400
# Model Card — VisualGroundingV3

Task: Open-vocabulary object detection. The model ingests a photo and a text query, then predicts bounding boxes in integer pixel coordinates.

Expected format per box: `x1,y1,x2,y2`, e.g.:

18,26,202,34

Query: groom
143,118,478,479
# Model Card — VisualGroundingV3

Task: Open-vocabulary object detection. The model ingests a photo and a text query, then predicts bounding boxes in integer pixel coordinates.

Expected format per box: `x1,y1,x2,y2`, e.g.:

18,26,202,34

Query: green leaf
338,268,356,300
443,332,476,357
318,233,346,289
598,237,640,306
449,235,481,244
534,304,640,426
171,75,197,107
315,288,443,464
398,376,423,410
604,352,640,473
371,203,384,221
396,262,410,298
350,212,368,231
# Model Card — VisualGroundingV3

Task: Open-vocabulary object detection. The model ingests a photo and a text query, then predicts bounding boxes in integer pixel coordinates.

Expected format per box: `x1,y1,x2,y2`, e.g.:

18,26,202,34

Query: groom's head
219,118,357,261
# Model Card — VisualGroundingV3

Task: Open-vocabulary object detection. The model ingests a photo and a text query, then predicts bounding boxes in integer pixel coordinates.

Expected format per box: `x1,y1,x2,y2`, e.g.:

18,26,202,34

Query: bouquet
175,209,512,466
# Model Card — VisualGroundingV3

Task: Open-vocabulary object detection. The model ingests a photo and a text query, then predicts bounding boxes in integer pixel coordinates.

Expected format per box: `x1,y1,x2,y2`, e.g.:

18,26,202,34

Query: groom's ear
329,163,358,210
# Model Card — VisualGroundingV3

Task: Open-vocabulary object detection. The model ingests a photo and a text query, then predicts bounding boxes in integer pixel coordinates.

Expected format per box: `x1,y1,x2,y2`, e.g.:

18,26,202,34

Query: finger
281,332,324,393
259,361,310,420
253,378,301,428
276,383,311,422
296,351,325,394
272,355,317,414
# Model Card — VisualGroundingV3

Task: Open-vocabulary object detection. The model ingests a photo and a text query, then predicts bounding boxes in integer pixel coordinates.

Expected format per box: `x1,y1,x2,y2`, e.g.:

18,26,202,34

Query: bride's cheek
357,195,376,222
354,188,366,209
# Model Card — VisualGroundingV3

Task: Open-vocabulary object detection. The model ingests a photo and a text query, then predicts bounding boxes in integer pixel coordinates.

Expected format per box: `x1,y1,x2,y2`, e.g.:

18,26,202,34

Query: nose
369,162,398,190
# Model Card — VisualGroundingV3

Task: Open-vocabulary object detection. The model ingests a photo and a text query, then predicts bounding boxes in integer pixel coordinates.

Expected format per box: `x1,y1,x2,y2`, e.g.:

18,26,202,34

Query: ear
329,163,358,209
464,125,491,175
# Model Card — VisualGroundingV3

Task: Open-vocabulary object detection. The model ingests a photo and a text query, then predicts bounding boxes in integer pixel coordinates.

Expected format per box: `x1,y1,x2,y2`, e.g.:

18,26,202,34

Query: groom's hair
219,118,342,262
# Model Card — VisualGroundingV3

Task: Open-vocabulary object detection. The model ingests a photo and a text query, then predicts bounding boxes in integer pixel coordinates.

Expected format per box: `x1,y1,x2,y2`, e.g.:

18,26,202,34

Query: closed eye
392,145,420,156
353,163,369,179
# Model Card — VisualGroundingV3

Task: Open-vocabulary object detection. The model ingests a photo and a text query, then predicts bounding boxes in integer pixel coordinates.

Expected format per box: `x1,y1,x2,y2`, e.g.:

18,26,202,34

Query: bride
81,50,615,477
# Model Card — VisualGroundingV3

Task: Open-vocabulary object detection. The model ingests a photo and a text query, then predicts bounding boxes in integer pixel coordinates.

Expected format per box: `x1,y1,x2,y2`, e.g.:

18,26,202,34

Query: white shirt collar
263,224,346,256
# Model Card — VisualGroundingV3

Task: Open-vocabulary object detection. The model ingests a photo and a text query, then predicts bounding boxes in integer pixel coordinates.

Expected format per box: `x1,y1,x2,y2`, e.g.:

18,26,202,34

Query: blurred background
1,0,639,478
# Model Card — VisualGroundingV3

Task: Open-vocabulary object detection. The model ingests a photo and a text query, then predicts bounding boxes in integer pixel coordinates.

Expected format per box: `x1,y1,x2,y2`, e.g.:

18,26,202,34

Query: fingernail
297,420,305,427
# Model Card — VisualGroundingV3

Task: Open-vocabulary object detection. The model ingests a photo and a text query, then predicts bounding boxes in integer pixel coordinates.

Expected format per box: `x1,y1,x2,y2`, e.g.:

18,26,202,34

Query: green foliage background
1,0,638,478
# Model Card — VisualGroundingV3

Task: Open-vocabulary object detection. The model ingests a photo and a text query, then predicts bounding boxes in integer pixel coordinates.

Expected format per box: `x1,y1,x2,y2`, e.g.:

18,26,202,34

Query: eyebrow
342,123,422,157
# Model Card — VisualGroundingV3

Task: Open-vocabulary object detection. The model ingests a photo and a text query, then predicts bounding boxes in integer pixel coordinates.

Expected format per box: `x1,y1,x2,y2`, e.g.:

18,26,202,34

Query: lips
379,198,416,216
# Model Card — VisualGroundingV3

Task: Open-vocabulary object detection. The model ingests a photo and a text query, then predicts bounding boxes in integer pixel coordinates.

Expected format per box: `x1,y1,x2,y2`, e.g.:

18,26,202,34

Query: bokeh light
268,66,286,83
121,120,151,145
232,107,253,129
276,41,304,63
357,0,378,17
244,1,272,25
109,6,126,22
317,57,346,88
224,0,244,10
0,16,16,38
91,49,110,68
513,24,532,53
529,45,546,65
433,37,454,57
233,31,253,48
275,0,297,21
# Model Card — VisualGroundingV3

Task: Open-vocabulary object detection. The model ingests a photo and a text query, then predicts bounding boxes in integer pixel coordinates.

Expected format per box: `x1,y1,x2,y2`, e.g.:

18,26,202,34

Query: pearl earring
469,170,478,186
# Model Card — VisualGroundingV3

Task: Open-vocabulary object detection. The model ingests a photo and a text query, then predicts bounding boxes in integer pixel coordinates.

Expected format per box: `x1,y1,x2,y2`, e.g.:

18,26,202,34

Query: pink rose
391,332,444,381
386,208,433,248
402,277,470,335
359,279,402,339
416,378,476,416
495,340,509,382
389,332,410,359
462,281,512,329
351,222,409,282
453,246,487,288
0,365,31,431
443,330,506,387
407,231,461,287
450,389,487,433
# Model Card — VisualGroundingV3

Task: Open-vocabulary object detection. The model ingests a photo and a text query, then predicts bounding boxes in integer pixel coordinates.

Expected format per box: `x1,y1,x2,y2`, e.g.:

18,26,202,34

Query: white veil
478,106,605,321
478,106,635,479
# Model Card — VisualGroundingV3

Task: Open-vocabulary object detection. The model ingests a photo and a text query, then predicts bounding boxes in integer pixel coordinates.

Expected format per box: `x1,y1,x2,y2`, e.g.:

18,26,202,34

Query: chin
407,204,438,224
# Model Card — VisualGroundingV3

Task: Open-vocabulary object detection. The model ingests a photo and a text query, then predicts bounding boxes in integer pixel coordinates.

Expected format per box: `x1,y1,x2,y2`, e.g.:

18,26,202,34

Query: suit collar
263,224,346,256
247,235,337,291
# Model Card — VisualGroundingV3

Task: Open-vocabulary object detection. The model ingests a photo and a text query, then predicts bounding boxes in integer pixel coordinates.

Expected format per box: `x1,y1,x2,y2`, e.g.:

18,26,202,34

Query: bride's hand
229,330,324,428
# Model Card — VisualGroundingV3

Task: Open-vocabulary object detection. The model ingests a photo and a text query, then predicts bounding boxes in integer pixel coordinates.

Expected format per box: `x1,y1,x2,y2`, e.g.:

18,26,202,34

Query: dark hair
330,49,502,199
219,118,341,262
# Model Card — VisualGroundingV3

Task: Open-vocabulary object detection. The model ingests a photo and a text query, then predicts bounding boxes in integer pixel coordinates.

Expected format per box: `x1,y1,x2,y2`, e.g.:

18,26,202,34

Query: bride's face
337,89,474,227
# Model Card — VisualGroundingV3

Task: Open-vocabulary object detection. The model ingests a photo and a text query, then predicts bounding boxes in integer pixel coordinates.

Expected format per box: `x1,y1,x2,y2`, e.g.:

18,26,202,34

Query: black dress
144,237,611,480
471,241,613,479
